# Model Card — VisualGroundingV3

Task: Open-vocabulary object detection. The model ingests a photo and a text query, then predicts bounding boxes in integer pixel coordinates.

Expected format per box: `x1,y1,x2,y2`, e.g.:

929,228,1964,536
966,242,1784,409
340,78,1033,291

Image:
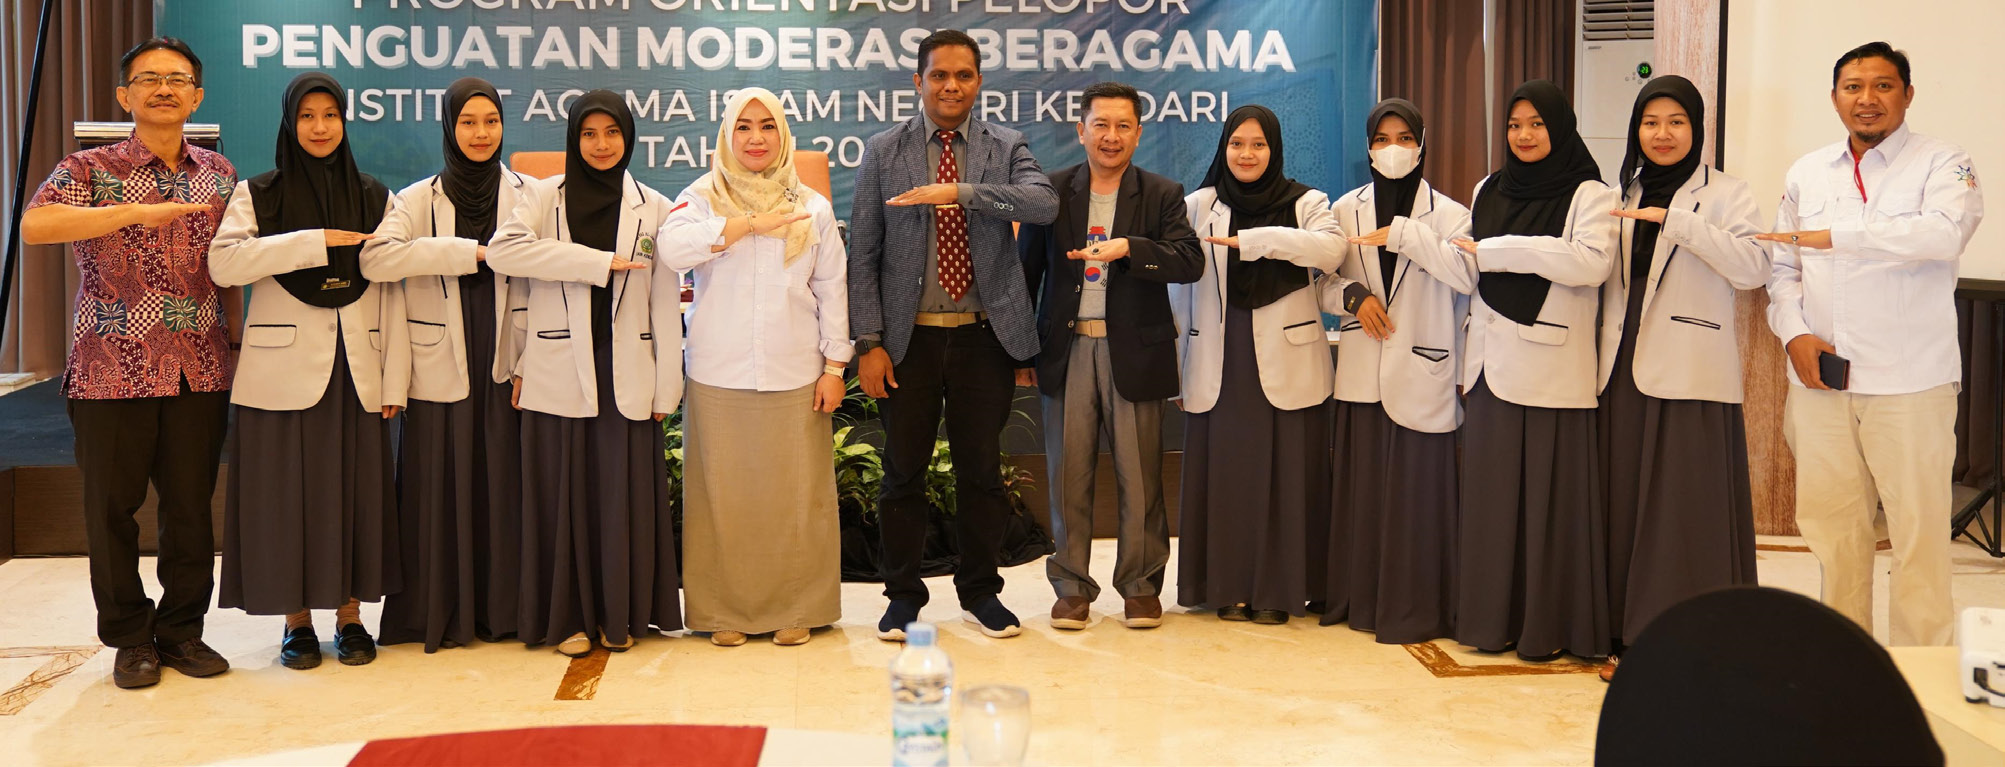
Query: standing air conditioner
1574,0,1654,187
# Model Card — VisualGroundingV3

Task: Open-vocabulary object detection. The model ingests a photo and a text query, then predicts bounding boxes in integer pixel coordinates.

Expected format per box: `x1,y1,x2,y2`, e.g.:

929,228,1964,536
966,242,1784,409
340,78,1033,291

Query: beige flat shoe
773,628,811,646
710,630,747,647
555,632,592,658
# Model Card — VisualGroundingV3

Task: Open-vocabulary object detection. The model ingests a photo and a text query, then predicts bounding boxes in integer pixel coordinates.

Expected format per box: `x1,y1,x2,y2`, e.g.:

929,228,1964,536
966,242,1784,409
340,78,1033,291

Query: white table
1891,647,2005,766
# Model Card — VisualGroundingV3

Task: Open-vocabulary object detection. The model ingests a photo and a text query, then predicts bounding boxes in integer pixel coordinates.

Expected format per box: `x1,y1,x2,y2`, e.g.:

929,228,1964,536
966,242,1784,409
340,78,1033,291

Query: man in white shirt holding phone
1763,41,1985,646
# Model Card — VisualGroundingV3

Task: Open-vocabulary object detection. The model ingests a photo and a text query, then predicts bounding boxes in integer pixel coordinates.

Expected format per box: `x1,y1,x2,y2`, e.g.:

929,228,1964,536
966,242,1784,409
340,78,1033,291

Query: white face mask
1369,143,1420,179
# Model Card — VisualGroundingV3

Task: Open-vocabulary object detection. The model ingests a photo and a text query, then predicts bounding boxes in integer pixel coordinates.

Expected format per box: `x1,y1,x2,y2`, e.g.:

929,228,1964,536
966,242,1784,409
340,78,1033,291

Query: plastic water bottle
890,622,952,767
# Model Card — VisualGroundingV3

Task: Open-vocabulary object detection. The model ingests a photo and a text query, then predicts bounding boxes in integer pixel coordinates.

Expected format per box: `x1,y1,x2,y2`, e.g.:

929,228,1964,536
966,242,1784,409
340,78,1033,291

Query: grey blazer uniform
361,167,532,404
1462,178,1620,410
847,115,1058,363
485,173,683,421
1596,166,1769,403
209,180,407,413
1319,179,1475,434
1172,187,1346,413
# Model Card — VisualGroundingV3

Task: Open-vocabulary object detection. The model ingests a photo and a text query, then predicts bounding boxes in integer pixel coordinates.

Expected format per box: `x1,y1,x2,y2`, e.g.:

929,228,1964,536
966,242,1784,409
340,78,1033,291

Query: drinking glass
959,684,1031,766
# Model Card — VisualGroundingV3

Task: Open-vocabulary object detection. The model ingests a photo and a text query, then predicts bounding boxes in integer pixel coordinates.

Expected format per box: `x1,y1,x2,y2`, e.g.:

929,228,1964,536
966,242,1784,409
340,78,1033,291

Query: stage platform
0,380,231,564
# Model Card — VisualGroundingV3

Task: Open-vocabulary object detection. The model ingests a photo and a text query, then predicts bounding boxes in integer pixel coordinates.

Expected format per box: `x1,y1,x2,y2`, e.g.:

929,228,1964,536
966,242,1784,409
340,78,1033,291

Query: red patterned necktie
934,129,970,301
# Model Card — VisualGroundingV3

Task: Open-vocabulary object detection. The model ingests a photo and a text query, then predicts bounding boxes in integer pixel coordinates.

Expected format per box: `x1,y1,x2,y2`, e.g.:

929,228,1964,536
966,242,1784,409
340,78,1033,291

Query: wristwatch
1342,283,1371,314
854,337,881,356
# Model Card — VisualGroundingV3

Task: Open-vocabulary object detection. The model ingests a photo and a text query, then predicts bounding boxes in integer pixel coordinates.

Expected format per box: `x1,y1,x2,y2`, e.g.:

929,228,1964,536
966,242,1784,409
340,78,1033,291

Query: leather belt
1072,319,1108,338
914,311,985,328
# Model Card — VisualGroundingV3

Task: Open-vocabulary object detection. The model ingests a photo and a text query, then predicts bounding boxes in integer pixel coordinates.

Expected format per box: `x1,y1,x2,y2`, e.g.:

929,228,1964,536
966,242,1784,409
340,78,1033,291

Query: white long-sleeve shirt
658,186,852,392
1767,123,1985,395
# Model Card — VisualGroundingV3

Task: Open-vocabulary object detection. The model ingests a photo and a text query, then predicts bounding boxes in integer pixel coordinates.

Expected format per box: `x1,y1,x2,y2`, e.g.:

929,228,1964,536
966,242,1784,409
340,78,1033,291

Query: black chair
1596,586,1943,766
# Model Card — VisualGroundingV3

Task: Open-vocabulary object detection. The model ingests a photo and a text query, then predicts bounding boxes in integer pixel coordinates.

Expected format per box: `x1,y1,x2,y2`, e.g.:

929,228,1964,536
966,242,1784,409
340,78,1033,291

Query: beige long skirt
681,379,842,634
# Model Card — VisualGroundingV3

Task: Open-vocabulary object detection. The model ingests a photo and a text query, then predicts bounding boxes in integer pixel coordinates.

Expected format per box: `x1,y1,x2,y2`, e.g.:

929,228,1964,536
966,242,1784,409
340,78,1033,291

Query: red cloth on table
348,724,767,766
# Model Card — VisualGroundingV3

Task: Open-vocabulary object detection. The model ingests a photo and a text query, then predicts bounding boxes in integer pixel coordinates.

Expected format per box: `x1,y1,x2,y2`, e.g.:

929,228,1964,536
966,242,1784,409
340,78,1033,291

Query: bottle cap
906,621,936,647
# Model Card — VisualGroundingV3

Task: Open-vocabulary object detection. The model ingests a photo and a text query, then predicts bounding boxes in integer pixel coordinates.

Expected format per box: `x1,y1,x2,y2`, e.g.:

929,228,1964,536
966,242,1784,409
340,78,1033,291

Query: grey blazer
847,115,1058,364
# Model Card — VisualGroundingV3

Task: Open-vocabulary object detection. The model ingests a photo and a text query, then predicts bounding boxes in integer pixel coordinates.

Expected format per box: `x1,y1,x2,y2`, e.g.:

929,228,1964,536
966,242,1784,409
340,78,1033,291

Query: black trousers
876,322,1018,608
67,381,230,648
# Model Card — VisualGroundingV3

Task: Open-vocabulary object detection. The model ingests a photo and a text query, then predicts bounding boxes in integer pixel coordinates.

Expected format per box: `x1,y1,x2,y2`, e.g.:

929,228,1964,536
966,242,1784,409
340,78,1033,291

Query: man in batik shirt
21,37,237,689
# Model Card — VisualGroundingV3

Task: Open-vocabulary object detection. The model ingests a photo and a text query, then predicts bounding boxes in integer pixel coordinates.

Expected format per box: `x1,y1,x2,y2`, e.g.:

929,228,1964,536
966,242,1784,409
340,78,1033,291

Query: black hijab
563,90,635,348
1619,75,1706,282
1201,105,1314,310
1367,98,1426,285
247,72,387,309
1472,80,1603,326
440,77,504,246
563,90,634,254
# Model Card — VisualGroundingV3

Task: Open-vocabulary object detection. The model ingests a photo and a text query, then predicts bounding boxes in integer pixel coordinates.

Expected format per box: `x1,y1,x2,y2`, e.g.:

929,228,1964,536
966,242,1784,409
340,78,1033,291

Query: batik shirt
29,134,237,399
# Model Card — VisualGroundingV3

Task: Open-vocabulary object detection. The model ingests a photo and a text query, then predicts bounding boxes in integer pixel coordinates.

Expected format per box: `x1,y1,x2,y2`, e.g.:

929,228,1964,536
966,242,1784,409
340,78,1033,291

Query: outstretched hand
1611,207,1668,224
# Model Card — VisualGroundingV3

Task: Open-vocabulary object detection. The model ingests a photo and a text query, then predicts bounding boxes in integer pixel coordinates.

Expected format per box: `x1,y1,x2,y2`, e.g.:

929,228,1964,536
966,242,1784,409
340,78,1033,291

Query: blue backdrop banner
157,0,1376,220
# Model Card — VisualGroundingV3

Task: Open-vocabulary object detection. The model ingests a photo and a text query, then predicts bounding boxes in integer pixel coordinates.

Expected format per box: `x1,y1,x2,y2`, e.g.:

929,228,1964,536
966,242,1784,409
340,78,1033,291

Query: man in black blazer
1019,82,1203,631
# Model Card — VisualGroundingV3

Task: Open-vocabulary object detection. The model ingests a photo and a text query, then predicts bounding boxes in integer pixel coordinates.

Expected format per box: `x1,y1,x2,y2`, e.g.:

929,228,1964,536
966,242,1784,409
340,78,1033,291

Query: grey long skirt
220,333,399,616
680,380,841,635
380,275,523,651
1601,281,1757,648
1176,302,1331,616
1455,377,1610,660
1323,400,1457,644
516,348,681,647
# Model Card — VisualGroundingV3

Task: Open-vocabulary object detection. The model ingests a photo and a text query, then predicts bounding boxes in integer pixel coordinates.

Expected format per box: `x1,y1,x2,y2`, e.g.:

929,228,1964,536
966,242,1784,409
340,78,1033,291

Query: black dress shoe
154,637,229,678
335,623,376,666
1517,648,1565,663
1251,609,1290,625
1216,604,1252,622
113,644,162,689
280,627,322,670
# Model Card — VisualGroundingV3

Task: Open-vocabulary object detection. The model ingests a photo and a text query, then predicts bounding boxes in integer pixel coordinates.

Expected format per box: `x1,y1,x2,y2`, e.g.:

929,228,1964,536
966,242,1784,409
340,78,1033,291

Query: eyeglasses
126,74,197,91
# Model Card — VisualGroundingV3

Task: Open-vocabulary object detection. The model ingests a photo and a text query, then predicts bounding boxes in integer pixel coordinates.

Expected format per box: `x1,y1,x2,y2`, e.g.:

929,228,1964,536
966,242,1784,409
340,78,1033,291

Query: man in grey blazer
850,29,1058,641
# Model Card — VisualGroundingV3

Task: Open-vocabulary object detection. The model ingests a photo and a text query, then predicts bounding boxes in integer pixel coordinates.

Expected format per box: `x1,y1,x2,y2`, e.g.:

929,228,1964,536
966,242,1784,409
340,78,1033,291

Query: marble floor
3,536,2005,766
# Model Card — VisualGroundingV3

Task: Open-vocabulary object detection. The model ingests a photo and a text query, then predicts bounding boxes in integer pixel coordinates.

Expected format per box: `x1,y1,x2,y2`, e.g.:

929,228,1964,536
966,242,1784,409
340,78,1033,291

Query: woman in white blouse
659,87,850,648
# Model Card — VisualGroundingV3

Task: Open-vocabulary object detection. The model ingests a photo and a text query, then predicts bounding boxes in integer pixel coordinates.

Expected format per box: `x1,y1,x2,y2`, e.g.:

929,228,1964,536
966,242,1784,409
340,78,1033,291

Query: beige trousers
1783,382,1958,646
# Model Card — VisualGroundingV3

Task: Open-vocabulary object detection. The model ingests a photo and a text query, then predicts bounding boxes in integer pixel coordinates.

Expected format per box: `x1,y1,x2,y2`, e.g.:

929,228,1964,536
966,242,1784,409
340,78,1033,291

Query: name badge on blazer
634,234,656,261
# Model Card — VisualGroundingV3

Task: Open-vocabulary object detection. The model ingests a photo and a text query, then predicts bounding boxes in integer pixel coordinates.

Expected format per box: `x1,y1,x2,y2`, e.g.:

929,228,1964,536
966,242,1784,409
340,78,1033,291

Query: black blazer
1019,163,1203,402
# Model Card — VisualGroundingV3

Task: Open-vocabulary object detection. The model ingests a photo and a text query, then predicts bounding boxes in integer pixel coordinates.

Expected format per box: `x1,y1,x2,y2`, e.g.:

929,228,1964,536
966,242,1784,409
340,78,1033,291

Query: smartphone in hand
1818,350,1851,390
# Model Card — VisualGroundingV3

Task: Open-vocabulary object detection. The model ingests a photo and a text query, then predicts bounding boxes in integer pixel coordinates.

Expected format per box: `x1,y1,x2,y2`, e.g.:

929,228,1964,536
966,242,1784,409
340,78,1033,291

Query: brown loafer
710,630,747,647
1599,656,1619,683
1122,596,1163,629
1050,597,1090,630
773,628,811,646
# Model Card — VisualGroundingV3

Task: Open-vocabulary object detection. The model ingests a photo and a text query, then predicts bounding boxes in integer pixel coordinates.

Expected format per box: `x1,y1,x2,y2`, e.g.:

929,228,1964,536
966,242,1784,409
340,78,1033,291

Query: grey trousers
1041,336,1170,601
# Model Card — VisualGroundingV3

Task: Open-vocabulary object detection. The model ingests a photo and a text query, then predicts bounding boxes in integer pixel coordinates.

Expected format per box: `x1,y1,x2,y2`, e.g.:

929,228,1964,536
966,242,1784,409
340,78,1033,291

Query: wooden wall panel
1656,0,1797,535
